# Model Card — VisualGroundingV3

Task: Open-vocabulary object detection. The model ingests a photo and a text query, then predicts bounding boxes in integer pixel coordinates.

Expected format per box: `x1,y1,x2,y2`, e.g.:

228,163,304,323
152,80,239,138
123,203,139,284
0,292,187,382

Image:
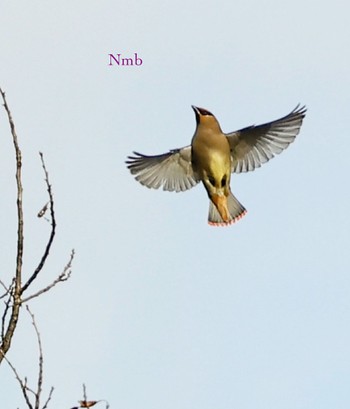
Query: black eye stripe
198,108,213,116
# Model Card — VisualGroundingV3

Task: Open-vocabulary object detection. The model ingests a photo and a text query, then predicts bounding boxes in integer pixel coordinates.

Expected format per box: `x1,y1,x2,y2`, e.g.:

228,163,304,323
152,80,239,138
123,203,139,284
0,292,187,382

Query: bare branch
0,279,15,340
0,350,33,409
21,152,56,294
26,306,44,409
41,387,54,409
1,88,78,408
0,279,11,298
21,249,75,303
1,284,13,340
0,88,24,364
1,307,55,409
83,383,87,402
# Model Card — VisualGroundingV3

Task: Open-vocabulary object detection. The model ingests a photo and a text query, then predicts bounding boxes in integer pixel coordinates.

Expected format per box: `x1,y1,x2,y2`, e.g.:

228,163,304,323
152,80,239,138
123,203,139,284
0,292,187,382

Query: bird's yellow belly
192,142,231,177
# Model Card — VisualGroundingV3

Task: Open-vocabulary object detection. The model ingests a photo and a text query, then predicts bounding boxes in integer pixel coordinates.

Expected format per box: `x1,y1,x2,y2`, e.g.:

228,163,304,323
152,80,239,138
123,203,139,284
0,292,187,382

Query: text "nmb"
108,53,143,66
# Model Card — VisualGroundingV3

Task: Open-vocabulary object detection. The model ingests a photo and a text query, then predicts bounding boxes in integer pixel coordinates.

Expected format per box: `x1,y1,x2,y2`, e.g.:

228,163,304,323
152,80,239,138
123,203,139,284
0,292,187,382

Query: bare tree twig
0,88,24,364
83,383,88,402
0,279,15,340
1,307,56,409
1,278,15,330
41,386,54,409
21,250,75,303
0,350,34,409
22,379,37,397
26,306,44,409
1,283,14,340
0,279,11,297
21,152,56,294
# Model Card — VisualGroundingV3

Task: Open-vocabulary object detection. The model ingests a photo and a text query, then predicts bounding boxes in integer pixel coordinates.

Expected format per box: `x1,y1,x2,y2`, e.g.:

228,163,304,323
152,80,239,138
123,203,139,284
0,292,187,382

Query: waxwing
126,105,306,226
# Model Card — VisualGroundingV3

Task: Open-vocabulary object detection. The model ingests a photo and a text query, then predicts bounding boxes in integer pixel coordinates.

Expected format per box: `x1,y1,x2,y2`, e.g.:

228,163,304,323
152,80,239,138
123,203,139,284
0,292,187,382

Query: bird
126,105,306,226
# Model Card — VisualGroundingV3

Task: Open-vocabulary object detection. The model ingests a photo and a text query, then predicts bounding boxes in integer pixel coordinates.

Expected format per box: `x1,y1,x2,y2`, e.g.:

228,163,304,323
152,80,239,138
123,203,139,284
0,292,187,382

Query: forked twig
1,307,55,409
0,349,33,409
22,250,75,303
21,153,56,294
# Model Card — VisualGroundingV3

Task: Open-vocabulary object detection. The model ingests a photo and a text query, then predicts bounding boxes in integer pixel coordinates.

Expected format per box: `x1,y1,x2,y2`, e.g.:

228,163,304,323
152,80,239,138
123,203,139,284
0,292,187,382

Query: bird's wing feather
226,105,306,173
126,146,199,192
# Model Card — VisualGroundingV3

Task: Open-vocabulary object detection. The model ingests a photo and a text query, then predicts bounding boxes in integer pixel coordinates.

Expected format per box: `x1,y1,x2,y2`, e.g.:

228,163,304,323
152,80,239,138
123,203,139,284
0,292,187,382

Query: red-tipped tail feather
208,192,247,226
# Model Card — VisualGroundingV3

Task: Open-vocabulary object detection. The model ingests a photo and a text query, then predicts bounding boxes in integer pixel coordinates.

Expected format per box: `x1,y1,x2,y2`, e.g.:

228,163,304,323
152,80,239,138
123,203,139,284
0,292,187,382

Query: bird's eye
221,175,227,188
208,176,216,187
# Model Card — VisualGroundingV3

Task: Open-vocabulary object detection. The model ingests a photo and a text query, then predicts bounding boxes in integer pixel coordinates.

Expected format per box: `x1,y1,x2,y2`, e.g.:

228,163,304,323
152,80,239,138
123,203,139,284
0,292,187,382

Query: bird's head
191,105,222,132
192,105,213,121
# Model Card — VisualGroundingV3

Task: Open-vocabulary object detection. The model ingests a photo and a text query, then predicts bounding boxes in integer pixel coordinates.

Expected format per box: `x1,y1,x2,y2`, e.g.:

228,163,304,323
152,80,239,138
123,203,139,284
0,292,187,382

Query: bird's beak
211,194,231,223
191,105,199,113
192,105,200,124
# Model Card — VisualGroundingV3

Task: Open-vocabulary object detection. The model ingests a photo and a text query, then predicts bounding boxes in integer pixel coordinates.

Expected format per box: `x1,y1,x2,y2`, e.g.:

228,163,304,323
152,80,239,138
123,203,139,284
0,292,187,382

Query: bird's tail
208,191,247,226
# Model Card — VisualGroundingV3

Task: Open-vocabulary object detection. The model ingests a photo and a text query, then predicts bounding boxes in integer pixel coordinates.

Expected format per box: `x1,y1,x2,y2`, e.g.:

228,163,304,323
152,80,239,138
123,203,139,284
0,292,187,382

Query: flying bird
126,105,306,226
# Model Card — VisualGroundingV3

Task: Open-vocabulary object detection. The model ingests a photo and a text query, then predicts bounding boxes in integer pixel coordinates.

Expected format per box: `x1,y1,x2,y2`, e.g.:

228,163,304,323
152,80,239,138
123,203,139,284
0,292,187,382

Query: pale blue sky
1,1,350,408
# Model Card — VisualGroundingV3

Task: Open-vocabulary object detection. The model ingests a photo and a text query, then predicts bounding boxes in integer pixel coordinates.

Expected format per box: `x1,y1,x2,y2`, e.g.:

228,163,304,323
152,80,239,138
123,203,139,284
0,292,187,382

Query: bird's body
126,105,306,226
190,110,245,224
192,124,231,186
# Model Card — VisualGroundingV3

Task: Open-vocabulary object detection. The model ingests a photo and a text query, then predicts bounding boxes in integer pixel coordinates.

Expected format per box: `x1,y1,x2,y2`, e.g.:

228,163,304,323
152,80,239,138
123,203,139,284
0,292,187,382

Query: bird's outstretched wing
126,146,199,192
226,105,306,173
